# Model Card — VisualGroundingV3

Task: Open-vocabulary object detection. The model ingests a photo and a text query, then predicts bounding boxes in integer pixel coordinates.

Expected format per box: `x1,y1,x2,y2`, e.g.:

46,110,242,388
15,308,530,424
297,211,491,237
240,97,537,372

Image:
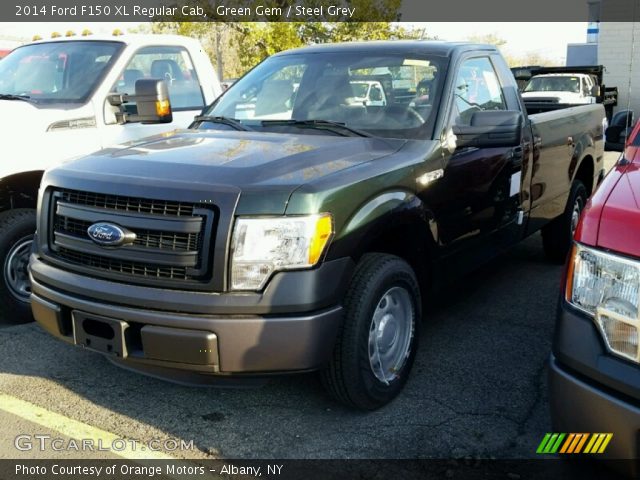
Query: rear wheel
542,180,587,263
0,209,36,323
321,253,421,410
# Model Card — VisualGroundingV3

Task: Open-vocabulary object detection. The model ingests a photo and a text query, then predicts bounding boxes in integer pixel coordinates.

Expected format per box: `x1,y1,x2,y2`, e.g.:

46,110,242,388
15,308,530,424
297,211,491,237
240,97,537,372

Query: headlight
566,243,640,362
230,214,333,291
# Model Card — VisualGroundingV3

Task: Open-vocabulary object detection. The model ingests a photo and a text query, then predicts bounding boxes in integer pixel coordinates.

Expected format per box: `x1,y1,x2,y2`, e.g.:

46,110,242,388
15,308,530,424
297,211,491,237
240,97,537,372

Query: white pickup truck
0,34,221,321
522,72,598,105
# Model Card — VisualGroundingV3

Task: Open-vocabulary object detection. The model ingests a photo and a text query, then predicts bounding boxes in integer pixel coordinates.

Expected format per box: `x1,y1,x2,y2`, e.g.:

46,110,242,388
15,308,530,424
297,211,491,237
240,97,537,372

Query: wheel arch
332,189,437,293
573,154,595,195
0,171,44,212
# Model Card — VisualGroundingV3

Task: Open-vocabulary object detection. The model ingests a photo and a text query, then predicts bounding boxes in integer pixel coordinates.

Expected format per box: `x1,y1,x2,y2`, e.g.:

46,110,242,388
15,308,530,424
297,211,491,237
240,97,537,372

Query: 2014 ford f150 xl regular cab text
29,42,606,410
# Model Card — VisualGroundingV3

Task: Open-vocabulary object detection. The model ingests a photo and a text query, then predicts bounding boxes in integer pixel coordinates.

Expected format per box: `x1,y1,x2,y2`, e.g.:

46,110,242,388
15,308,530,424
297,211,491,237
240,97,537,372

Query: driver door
419,55,525,255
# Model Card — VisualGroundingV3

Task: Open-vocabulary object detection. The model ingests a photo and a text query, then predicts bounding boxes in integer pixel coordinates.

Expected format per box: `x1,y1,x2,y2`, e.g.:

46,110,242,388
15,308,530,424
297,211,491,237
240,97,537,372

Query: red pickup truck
551,121,640,473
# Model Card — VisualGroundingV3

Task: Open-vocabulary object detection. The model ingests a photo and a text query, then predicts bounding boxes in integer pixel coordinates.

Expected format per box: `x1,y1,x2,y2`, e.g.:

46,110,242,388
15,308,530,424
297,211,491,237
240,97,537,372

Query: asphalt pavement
0,233,563,461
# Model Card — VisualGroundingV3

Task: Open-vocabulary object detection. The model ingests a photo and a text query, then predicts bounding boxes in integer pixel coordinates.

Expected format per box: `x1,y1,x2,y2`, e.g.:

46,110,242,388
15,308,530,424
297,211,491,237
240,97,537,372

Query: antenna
625,3,637,124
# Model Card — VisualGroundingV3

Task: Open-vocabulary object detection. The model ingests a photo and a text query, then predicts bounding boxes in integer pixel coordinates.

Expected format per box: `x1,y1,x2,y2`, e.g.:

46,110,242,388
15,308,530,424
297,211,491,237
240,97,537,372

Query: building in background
566,42,598,66
598,22,639,116
579,1,640,117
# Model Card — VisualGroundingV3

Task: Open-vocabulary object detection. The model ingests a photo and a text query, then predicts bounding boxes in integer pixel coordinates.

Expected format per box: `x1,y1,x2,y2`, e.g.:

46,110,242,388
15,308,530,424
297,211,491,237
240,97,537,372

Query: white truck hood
521,91,588,104
0,100,59,133
0,100,101,179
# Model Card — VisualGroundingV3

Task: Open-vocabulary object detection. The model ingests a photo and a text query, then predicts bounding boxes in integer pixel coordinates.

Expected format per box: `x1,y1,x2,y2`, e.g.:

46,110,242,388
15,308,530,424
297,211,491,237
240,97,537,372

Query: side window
451,57,506,126
113,46,204,111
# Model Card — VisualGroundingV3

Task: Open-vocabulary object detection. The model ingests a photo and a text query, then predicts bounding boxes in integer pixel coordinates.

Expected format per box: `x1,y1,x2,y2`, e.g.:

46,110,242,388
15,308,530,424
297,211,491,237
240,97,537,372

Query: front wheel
542,180,587,263
321,253,421,410
0,209,37,323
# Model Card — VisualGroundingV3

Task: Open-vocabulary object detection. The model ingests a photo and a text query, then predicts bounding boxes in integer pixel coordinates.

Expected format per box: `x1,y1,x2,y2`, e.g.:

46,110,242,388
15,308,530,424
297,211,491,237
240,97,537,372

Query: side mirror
107,78,173,124
605,127,629,152
452,110,523,149
591,85,600,97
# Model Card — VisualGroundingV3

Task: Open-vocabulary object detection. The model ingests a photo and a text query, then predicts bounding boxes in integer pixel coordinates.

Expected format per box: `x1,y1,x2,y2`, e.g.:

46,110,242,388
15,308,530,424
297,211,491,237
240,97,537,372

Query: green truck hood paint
54,129,407,214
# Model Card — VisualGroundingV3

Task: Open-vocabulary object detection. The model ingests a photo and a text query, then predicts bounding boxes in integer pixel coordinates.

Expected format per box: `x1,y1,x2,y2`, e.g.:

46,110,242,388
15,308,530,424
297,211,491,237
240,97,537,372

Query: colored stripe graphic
590,434,606,453
544,433,559,453
598,434,613,453
538,433,613,454
559,433,575,453
536,433,552,454
567,433,583,453
574,433,589,453
549,433,566,453
584,433,598,453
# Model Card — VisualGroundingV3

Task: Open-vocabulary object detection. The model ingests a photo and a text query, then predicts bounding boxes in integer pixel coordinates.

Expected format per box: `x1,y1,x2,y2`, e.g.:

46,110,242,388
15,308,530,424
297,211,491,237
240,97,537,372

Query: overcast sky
0,22,587,63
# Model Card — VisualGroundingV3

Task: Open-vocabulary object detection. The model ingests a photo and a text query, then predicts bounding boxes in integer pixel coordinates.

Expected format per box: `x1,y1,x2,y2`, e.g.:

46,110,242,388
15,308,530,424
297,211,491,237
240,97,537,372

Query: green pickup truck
29,41,605,410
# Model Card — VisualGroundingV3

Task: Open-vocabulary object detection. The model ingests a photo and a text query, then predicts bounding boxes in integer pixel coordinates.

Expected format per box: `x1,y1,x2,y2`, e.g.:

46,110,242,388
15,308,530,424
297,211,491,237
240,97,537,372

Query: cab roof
25,34,201,49
274,40,498,57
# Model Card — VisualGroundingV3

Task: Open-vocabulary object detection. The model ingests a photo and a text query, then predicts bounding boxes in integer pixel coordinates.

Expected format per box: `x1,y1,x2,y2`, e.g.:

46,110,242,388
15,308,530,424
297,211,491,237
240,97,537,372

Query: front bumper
550,300,640,475
550,355,640,461
29,254,352,381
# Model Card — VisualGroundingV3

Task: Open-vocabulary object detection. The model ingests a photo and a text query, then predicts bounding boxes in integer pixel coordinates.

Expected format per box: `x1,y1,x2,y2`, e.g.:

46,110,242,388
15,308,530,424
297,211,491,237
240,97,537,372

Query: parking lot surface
0,233,561,461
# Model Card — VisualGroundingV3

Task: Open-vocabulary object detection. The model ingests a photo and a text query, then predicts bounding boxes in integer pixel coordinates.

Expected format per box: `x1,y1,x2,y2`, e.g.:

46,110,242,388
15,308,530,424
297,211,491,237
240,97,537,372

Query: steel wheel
571,196,584,236
4,236,32,303
368,286,415,385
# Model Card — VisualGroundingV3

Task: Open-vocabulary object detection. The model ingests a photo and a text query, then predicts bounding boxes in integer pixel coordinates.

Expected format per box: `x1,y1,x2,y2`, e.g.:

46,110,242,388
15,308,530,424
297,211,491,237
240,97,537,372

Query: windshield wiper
261,119,373,138
0,94,33,102
193,115,252,131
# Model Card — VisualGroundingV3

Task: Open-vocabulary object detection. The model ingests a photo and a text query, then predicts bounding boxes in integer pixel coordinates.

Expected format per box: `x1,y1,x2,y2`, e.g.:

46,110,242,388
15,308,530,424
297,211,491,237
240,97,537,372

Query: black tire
321,253,421,410
0,209,37,323
542,180,587,263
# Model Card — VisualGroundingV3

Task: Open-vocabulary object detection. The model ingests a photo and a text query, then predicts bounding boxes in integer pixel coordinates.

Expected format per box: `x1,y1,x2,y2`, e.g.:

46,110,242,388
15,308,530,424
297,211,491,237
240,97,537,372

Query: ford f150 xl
0,33,221,322
551,120,640,475
29,41,606,410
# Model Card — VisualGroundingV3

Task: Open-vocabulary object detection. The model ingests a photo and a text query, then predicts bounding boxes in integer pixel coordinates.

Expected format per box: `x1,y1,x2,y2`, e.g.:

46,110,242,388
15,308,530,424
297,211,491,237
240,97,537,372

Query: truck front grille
55,217,201,252
46,189,214,288
60,189,196,216
56,247,191,280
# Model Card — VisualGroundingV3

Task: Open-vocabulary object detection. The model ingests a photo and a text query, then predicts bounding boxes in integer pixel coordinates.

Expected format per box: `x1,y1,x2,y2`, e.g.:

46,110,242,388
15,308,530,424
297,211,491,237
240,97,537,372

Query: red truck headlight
566,243,640,362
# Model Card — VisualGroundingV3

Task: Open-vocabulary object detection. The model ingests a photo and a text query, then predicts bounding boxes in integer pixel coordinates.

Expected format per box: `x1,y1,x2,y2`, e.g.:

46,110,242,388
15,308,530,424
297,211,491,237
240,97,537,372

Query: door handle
511,146,524,168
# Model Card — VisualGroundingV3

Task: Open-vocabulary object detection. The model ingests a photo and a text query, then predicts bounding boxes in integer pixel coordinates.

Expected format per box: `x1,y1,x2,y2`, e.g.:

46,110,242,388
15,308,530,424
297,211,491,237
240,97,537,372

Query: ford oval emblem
87,223,136,247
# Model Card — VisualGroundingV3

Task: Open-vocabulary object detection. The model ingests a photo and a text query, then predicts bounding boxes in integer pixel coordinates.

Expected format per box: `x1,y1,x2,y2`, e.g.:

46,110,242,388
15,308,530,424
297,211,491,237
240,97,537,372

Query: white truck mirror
107,79,173,125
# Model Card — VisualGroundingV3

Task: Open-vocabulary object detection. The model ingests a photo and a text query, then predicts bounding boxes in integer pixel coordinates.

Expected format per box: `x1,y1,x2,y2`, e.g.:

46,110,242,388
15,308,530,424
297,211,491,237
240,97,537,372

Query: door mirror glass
452,110,523,148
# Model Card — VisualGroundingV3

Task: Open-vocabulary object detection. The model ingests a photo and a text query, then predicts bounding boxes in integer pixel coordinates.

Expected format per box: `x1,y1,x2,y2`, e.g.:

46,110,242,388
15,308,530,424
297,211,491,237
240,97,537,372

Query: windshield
203,51,447,139
0,41,124,103
524,76,580,94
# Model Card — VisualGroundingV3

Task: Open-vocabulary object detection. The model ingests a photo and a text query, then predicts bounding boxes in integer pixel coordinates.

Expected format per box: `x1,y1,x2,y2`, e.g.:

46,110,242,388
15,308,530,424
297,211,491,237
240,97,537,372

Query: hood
0,100,52,147
0,99,97,177
45,129,406,214
521,91,583,103
0,99,79,133
596,161,640,257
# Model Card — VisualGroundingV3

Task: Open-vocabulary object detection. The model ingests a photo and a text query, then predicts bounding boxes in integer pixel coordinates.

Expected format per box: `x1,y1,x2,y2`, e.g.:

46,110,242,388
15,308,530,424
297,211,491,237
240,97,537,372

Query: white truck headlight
567,244,640,362
230,214,333,291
